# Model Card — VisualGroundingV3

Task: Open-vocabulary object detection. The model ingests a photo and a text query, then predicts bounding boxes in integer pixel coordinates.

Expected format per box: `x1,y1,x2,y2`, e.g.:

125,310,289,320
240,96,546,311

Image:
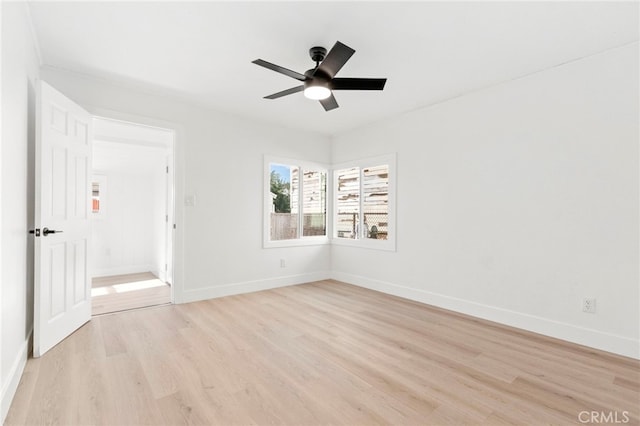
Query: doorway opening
90,117,174,315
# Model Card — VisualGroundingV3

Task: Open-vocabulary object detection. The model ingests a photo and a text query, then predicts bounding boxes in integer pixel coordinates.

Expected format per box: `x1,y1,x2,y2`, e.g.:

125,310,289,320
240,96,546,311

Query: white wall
91,164,164,278
41,66,333,303
331,43,639,359
0,2,39,421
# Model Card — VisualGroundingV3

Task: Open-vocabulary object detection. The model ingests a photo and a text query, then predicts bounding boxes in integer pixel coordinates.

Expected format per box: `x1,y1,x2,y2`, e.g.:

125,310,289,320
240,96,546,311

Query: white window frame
332,153,397,252
263,155,330,248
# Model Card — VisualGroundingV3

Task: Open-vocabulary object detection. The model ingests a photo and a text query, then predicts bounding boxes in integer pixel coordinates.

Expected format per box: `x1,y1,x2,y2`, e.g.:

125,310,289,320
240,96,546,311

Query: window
91,175,107,218
335,166,360,238
264,157,328,247
334,154,396,251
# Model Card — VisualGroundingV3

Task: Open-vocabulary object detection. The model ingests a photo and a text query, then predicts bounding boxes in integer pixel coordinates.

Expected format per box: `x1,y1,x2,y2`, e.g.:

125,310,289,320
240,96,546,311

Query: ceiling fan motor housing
304,68,329,82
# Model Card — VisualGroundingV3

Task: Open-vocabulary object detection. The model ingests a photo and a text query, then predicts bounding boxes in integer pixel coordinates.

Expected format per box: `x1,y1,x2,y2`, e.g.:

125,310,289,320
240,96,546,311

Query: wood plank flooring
6,280,639,425
92,272,171,316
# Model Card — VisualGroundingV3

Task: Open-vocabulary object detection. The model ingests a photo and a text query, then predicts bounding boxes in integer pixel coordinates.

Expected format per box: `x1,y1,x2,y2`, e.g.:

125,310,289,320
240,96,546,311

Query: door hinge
165,263,168,271
165,214,168,222
166,166,169,173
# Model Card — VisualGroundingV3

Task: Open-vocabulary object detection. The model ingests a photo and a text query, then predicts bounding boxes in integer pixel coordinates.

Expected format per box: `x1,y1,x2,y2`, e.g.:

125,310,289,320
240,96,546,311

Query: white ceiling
93,117,172,174
28,1,639,136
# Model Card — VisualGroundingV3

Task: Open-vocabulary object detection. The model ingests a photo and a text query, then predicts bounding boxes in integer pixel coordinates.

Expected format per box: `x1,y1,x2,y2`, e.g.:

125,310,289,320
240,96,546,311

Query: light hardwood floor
6,280,639,425
92,272,171,316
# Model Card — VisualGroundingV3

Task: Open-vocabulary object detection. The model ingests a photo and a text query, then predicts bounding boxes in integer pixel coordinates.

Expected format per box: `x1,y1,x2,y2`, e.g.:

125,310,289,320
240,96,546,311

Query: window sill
331,237,396,252
263,236,330,249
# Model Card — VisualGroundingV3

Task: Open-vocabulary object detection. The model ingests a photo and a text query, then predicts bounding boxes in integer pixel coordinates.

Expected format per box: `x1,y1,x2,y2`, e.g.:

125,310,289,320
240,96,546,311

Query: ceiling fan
252,41,387,111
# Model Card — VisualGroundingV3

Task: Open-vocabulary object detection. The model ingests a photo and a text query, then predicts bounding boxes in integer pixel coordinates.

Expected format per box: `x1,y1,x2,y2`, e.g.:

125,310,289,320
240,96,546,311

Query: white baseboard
332,271,639,360
177,271,331,304
92,264,156,278
1,329,32,424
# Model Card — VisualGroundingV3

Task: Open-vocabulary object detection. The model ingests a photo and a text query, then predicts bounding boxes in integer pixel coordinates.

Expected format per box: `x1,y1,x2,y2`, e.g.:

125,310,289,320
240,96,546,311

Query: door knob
42,227,63,236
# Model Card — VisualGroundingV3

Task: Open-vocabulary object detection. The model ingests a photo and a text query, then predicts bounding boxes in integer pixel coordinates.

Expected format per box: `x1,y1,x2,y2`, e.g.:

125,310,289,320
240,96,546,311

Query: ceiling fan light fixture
303,84,331,100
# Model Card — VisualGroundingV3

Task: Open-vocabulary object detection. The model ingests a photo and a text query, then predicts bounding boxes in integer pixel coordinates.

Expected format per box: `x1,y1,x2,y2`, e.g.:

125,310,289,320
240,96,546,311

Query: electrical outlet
583,298,596,313
280,259,286,268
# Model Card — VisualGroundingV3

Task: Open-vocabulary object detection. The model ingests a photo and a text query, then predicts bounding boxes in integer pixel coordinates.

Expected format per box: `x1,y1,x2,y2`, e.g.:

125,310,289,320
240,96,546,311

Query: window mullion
359,166,364,239
299,167,304,238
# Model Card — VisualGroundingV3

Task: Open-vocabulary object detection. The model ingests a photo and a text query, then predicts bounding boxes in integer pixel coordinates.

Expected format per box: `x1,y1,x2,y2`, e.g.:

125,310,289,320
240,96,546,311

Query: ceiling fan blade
319,93,339,111
315,41,355,79
331,78,387,91
252,59,308,81
264,85,304,100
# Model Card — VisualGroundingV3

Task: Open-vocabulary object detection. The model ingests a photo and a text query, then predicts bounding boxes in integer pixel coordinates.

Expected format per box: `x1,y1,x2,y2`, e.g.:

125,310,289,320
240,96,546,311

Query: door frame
87,107,184,304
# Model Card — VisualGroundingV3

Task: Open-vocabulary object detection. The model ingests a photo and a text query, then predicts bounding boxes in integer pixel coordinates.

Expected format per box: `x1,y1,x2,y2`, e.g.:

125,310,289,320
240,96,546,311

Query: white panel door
34,81,92,357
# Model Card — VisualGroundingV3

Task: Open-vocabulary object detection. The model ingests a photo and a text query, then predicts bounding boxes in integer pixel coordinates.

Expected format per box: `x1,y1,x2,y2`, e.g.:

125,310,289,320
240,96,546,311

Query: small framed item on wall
91,175,107,218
